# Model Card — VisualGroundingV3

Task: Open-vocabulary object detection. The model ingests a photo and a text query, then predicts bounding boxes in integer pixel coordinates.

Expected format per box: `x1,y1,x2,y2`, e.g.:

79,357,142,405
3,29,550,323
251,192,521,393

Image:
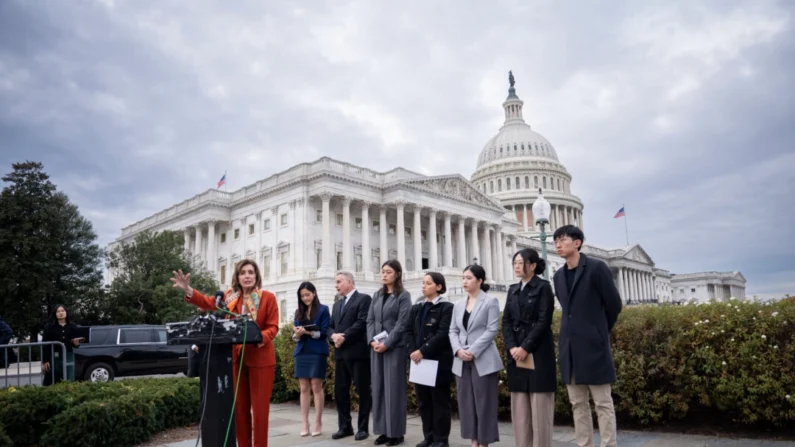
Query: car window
120,329,152,344
155,329,167,343
85,328,112,345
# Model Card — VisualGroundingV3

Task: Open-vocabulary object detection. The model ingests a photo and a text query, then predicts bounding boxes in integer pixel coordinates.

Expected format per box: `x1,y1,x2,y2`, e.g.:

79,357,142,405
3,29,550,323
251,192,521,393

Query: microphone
214,291,225,309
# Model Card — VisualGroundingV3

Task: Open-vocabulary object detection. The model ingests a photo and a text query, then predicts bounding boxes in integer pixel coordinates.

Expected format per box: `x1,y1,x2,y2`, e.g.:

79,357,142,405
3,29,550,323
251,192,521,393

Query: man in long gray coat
552,225,622,447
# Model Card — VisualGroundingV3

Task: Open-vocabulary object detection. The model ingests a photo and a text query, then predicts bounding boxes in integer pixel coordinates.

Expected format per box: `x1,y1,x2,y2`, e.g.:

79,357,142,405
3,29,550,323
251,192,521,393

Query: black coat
404,298,455,384
327,291,372,361
553,254,622,385
502,276,557,393
41,322,79,364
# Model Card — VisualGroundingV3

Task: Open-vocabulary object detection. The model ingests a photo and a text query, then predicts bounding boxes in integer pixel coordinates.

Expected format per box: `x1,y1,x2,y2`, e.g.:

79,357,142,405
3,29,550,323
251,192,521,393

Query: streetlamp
472,257,479,265
532,189,551,280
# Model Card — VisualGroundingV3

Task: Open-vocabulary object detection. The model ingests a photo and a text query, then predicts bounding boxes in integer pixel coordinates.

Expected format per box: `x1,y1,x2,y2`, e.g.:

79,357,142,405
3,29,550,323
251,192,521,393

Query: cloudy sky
1,0,793,298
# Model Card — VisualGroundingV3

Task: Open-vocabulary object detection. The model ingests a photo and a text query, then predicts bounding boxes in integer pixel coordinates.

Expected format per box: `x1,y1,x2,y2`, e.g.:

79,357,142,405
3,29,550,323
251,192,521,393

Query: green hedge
0,424,11,447
0,378,200,447
277,297,795,429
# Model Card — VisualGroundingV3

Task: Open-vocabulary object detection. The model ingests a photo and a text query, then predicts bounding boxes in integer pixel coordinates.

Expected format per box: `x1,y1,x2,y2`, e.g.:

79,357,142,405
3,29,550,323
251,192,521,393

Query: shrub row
276,297,795,429
0,377,200,447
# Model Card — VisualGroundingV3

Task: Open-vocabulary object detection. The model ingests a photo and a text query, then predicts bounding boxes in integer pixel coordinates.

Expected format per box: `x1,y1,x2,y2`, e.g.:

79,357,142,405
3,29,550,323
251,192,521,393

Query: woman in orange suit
171,259,279,447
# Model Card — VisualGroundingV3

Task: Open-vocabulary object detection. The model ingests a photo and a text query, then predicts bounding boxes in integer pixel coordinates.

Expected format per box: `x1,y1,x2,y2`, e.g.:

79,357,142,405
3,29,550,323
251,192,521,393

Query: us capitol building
109,74,747,320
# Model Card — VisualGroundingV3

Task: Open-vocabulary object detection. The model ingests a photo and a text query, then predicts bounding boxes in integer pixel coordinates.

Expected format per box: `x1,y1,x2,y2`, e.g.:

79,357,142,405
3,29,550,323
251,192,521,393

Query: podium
167,315,263,447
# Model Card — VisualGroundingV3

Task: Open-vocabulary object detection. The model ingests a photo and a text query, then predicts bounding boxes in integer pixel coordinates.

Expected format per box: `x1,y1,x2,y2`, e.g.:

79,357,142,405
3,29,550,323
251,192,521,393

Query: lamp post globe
532,189,552,280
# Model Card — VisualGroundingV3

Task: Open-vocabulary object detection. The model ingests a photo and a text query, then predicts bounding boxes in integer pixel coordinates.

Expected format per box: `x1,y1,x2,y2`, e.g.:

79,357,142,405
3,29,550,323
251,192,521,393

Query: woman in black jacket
502,248,556,447
405,272,454,447
41,304,83,385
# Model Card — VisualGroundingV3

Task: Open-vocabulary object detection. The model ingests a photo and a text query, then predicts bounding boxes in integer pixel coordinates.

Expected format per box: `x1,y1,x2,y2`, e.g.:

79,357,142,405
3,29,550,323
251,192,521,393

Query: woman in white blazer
449,264,503,447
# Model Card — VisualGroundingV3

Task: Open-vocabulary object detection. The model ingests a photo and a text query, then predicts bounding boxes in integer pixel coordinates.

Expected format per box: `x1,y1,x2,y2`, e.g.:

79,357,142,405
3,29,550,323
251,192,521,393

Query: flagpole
623,204,629,246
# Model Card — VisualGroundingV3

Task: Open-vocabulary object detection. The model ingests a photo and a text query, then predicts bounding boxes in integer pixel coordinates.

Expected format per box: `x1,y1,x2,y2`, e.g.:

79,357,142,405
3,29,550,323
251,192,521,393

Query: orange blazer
186,288,279,368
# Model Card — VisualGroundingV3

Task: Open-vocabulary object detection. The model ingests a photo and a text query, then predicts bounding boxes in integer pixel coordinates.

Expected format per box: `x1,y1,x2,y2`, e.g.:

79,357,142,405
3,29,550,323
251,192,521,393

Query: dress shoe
386,437,405,446
416,439,432,447
355,431,370,441
374,434,389,445
332,429,354,440
429,442,449,447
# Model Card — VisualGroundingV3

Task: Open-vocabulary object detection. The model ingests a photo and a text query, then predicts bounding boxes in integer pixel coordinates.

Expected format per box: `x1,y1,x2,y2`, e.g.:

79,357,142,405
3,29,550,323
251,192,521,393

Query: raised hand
170,269,193,296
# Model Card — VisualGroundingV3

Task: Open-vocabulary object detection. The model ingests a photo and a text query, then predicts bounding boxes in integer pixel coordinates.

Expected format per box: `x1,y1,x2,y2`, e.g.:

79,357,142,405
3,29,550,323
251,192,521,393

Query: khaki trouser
566,376,617,447
510,391,555,447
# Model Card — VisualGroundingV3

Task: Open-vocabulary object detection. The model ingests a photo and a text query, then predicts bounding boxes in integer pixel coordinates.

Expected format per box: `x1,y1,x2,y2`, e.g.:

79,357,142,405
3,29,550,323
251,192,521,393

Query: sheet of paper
516,353,535,370
373,331,388,343
409,359,439,387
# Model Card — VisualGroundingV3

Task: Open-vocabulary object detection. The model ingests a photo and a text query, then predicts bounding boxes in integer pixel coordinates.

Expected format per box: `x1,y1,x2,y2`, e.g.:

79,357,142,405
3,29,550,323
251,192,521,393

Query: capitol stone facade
109,75,746,321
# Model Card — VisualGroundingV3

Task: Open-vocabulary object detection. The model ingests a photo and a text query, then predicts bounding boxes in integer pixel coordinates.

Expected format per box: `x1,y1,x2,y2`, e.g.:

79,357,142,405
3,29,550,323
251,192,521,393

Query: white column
483,225,492,280
617,267,626,303
510,237,517,256
321,193,333,270
443,212,453,268
495,227,504,282
470,220,480,265
183,228,191,257
522,204,529,232
295,198,305,276
270,208,278,275
361,201,371,276
342,197,353,271
396,201,406,267
194,223,203,264
429,209,438,269
255,212,263,266
633,270,639,302
379,205,388,267
457,217,466,268
646,273,652,302
413,205,423,272
207,220,217,274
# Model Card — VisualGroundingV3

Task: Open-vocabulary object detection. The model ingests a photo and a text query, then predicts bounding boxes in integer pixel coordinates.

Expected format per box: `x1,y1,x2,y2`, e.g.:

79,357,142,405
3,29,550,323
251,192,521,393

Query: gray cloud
1,0,792,297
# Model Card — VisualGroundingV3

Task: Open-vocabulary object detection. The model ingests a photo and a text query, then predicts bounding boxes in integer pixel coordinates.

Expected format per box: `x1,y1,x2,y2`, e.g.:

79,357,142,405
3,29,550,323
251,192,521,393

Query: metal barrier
1,341,67,388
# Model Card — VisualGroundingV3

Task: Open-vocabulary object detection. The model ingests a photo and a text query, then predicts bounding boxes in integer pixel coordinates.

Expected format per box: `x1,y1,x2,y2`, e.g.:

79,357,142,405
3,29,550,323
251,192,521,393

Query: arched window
498,179,502,192
558,178,562,191
521,143,525,151
543,176,547,189
506,178,511,190
534,176,538,188
490,181,494,193
500,147,503,153
525,176,529,188
514,144,517,151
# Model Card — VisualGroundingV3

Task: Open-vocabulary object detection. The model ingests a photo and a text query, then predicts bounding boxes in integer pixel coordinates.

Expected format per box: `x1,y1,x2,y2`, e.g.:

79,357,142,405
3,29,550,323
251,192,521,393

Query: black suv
74,325,189,382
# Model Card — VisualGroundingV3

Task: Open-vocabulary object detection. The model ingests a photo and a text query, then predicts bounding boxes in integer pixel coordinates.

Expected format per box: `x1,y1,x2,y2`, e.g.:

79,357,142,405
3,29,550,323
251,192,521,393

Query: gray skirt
456,361,500,444
371,346,408,437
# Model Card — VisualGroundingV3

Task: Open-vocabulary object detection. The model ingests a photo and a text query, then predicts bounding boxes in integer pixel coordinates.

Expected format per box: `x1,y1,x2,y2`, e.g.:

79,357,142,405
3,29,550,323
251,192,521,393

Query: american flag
614,206,626,218
217,174,226,189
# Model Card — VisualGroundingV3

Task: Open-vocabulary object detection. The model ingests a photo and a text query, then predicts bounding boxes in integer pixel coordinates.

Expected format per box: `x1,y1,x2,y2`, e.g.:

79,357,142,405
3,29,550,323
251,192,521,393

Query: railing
1,341,67,388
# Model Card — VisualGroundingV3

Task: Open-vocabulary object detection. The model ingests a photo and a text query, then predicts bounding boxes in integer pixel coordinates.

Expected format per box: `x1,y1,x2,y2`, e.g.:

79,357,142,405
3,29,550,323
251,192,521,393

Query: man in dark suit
327,271,372,441
552,225,622,447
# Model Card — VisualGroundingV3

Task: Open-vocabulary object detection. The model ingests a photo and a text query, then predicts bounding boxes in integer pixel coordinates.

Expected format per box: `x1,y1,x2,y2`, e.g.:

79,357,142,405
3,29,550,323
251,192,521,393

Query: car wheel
85,362,115,382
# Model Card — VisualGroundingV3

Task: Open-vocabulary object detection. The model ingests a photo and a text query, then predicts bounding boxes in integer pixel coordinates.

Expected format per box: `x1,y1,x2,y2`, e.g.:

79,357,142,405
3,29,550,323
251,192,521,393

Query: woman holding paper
503,248,556,447
405,272,455,447
449,265,503,447
292,281,331,437
367,260,412,446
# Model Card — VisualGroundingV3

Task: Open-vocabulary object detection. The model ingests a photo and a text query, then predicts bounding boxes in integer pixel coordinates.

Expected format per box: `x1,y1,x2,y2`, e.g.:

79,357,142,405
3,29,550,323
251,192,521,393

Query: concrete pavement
161,403,795,447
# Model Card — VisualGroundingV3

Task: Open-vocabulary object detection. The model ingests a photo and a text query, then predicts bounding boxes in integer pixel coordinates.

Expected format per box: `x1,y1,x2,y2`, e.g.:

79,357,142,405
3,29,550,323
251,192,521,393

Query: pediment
623,245,654,265
402,176,502,210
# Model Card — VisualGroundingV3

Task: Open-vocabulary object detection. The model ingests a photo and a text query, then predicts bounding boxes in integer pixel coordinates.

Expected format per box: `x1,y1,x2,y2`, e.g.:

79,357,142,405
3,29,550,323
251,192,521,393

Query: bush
0,424,11,447
0,377,200,447
277,298,795,429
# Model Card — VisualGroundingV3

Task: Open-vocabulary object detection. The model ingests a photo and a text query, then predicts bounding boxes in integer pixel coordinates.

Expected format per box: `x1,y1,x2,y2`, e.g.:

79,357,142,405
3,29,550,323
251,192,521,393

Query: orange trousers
232,363,275,447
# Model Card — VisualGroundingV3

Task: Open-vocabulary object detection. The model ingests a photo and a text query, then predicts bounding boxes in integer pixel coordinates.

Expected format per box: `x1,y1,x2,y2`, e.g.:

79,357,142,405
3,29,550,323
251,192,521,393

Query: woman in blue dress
292,281,331,437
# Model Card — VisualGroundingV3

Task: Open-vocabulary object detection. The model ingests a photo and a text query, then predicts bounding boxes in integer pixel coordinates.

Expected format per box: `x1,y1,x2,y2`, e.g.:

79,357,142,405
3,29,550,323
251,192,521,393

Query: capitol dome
471,72,584,234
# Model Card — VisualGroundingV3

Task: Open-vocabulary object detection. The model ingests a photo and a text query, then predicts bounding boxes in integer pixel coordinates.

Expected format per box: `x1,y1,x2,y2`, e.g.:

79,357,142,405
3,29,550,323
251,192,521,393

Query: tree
106,230,218,325
0,161,106,339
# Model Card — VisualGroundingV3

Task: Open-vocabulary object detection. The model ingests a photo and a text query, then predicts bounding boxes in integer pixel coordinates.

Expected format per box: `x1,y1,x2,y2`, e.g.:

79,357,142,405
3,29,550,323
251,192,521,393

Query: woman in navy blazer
292,281,331,437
